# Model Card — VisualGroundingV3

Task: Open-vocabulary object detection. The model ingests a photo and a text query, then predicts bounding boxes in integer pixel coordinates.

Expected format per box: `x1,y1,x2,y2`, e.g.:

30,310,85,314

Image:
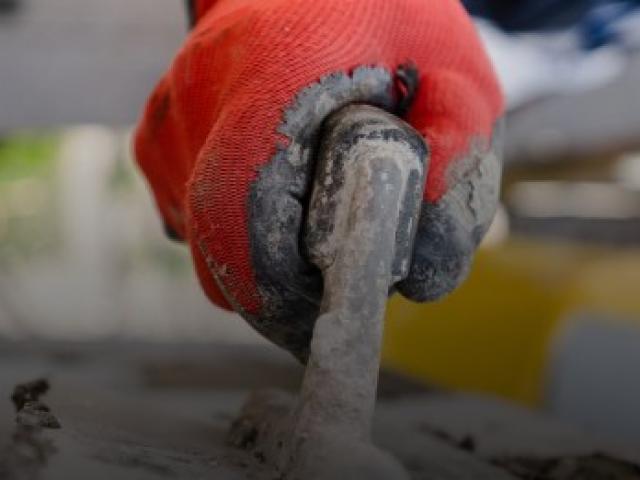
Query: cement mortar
1,342,639,480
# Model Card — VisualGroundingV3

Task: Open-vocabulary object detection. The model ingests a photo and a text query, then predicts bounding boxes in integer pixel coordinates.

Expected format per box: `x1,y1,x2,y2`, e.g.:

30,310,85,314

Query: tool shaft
298,105,427,441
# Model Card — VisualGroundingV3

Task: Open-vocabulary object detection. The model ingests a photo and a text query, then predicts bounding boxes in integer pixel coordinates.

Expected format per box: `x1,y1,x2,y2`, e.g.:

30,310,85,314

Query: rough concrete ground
0,341,638,479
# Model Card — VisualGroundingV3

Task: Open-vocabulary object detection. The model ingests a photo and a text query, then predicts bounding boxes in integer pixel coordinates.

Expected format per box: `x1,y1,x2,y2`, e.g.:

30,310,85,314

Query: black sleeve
462,0,590,31
185,0,196,28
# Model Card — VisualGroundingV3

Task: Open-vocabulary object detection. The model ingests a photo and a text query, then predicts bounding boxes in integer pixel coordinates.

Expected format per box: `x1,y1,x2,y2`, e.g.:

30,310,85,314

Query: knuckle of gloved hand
250,178,323,313
397,201,475,302
247,162,323,361
398,126,503,302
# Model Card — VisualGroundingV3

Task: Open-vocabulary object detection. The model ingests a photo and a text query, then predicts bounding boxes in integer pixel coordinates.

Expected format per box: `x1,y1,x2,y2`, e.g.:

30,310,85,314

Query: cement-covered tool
229,104,428,479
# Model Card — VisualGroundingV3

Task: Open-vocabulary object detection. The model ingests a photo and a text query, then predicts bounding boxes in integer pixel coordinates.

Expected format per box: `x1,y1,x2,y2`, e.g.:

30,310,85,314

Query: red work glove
135,0,504,360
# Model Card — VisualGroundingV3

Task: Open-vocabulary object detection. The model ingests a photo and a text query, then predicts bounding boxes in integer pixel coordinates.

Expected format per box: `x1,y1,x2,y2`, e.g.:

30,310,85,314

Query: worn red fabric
135,0,503,317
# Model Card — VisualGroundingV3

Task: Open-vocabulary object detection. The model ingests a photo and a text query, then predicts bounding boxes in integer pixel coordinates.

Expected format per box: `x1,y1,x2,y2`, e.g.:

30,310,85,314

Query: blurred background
1,0,639,448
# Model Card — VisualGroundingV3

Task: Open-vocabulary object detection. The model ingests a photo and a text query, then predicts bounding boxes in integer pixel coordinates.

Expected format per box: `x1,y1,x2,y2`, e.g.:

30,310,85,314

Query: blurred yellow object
382,238,640,406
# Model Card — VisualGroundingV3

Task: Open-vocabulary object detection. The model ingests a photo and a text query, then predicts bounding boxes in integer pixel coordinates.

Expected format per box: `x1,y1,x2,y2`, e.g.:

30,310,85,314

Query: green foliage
0,133,60,261
0,133,59,183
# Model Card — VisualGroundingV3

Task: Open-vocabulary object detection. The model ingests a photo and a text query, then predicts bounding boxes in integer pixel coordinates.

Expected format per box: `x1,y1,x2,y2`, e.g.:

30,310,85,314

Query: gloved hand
135,0,504,361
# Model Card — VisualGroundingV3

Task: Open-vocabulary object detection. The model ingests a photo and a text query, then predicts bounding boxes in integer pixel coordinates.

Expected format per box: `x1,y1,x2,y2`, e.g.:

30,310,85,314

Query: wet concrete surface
0,341,638,479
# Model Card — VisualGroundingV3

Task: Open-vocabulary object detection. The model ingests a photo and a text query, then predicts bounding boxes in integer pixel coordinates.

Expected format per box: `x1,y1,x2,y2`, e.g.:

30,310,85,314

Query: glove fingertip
397,252,473,303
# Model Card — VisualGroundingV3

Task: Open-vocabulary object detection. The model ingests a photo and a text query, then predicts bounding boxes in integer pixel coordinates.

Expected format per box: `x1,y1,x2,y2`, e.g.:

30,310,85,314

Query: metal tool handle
296,105,428,442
